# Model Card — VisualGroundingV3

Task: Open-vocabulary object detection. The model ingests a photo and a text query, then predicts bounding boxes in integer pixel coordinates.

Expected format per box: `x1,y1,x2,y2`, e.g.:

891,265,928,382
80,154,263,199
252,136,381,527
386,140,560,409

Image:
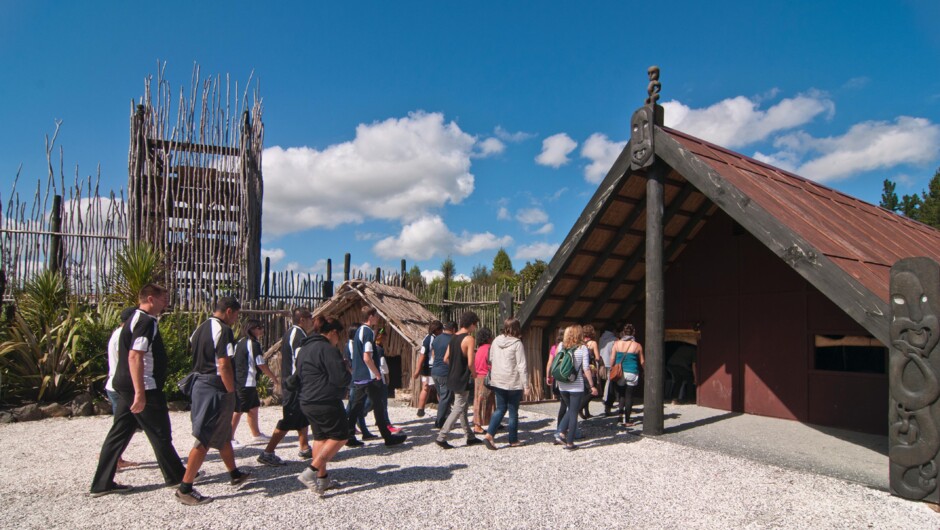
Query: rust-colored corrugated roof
663,126,940,304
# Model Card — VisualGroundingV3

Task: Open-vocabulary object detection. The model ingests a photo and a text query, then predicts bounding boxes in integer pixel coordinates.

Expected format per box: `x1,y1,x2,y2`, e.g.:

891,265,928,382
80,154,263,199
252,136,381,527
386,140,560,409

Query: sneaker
230,439,243,449
257,452,286,467
416,408,425,417
466,436,483,446
361,433,380,441
315,475,340,496
298,447,313,459
385,434,407,446
297,467,317,490
89,482,133,498
346,438,365,448
175,488,212,506
251,433,271,444
553,433,564,445
435,439,454,450
230,471,252,487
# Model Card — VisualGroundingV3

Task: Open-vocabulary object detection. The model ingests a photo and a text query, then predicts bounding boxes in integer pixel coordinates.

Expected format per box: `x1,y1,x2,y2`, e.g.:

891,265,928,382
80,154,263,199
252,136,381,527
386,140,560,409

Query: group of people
89,282,646,504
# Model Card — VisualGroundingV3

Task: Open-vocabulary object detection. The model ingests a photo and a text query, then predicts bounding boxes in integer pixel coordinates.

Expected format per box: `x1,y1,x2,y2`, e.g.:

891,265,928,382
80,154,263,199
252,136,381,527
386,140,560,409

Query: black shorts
301,401,349,441
276,389,310,431
235,387,261,413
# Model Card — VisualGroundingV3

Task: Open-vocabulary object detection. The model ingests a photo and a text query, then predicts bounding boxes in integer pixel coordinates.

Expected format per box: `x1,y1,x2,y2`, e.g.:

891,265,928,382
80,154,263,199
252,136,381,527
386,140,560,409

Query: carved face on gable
891,270,940,357
630,106,653,170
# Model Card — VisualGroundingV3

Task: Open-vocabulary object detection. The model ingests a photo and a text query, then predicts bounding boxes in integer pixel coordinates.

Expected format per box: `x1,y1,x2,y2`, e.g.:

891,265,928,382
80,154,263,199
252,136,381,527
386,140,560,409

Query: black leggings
608,382,637,421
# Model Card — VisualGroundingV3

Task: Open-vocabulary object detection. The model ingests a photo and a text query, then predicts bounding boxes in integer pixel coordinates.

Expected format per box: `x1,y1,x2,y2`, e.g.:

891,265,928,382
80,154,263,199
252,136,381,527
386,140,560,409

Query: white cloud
373,215,512,261
535,133,578,168
261,247,286,265
494,126,535,143
476,137,505,157
843,77,870,90
515,207,548,225
354,231,383,241
662,92,835,148
497,206,511,220
581,133,627,184
262,111,477,236
421,269,444,283
755,117,940,182
548,187,568,201
454,273,471,282
514,242,560,261
456,232,514,255
61,197,125,232
533,223,554,235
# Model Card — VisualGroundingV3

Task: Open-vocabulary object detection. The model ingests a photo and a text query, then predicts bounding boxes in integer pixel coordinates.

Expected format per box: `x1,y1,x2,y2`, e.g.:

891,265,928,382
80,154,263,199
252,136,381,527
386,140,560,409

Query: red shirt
474,343,491,377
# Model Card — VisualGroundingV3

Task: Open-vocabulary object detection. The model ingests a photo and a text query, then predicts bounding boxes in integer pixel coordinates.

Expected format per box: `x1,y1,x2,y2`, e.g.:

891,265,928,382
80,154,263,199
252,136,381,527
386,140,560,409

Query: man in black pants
346,306,407,447
90,284,185,497
175,297,251,506
258,308,314,465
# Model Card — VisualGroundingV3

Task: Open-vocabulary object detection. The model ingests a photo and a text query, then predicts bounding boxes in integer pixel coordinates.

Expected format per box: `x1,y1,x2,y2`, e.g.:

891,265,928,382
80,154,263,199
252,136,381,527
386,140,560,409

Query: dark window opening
814,335,886,374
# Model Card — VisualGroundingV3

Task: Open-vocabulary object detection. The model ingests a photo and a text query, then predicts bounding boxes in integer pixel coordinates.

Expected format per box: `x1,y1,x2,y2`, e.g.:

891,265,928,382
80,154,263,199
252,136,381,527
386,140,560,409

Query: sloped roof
518,123,940,346
313,280,436,352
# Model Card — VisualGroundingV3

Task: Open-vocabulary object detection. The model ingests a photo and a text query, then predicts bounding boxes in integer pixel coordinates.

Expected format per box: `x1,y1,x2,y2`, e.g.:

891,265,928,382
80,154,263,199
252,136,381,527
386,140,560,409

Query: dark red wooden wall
657,210,887,434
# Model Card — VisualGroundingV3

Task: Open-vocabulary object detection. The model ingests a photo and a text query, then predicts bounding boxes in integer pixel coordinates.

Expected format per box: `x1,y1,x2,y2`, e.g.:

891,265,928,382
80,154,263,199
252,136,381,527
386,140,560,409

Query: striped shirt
557,345,591,393
233,337,266,388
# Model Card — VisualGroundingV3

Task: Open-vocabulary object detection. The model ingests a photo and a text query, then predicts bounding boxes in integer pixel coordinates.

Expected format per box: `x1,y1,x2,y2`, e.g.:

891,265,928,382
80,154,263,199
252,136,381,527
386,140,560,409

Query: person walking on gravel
175,297,251,505
435,312,484,449
295,317,352,495
90,284,186,497
412,320,443,418
257,308,315,466
231,319,279,446
346,306,407,447
483,318,528,450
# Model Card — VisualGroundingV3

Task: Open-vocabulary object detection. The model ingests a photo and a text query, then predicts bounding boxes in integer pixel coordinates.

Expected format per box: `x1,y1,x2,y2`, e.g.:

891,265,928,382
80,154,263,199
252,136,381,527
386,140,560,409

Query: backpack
550,346,579,383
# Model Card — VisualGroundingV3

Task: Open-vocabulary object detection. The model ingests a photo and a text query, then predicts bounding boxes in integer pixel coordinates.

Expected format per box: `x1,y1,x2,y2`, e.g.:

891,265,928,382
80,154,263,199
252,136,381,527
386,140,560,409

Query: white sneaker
250,433,271,444
231,439,243,449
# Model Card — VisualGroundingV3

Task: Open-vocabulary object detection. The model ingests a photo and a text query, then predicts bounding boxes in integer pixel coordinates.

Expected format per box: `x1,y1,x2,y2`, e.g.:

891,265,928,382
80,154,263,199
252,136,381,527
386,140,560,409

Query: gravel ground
0,403,935,529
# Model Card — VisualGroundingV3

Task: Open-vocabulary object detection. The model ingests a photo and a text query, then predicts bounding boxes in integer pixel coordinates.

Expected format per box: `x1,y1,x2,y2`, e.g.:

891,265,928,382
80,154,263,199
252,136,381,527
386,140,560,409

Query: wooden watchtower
127,65,263,308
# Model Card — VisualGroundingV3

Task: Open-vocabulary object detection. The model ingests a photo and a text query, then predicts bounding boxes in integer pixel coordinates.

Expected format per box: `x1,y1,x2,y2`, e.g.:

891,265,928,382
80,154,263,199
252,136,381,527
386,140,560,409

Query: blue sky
2,1,939,281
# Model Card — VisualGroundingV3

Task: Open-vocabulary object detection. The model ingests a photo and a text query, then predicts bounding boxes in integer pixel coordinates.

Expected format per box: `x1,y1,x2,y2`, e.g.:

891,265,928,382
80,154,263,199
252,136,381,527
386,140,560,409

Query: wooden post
401,259,407,288
323,258,334,298
344,253,350,282
644,162,666,436
499,290,513,324
375,267,382,283
48,195,63,274
263,257,270,301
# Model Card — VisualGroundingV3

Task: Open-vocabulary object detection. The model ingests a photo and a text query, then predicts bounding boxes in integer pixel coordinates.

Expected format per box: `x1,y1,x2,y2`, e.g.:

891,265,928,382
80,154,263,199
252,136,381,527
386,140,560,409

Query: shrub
112,243,165,307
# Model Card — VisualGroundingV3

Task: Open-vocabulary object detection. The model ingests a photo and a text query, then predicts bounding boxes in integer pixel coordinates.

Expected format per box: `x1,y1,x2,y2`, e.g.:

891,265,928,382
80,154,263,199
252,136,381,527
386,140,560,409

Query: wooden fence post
263,257,270,302
48,195,63,274
401,259,406,288
344,253,350,282
323,258,333,298
499,290,514,325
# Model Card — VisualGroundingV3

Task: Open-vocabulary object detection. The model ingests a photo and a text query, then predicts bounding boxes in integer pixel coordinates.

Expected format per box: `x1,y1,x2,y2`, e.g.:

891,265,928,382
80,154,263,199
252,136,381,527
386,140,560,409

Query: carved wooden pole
344,253,350,282
323,258,333,298
630,65,666,436
263,257,270,302
644,162,666,436
889,257,940,504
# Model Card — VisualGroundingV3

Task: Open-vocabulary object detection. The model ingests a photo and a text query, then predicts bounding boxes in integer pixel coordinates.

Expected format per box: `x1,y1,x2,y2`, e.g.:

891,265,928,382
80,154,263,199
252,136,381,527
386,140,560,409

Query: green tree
406,264,424,288
519,259,548,285
492,248,514,275
440,257,455,284
901,193,923,220
880,179,899,211
918,168,940,228
471,264,490,284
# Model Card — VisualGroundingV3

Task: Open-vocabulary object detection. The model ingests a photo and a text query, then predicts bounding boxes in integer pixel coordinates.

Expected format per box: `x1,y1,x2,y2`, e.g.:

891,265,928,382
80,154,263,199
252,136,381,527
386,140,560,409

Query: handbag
608,362,623,382
177,372,197,398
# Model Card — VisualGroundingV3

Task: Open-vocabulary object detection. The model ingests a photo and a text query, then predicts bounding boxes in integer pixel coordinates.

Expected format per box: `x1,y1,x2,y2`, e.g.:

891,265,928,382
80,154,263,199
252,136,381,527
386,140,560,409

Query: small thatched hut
263,280,436,403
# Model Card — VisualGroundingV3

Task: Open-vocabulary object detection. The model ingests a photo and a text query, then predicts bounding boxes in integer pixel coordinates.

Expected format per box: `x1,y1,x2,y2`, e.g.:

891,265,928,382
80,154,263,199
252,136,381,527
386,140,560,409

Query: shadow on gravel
325,463,469,497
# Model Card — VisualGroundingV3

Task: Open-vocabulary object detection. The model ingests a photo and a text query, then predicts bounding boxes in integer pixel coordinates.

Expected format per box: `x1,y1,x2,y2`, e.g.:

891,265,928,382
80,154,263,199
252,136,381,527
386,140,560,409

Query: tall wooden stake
644,162,666,436
48,195,63,274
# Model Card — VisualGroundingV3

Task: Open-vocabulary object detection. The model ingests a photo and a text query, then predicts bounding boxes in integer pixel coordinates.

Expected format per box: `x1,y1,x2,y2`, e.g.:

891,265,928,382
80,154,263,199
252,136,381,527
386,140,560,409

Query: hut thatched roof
312,280,436,352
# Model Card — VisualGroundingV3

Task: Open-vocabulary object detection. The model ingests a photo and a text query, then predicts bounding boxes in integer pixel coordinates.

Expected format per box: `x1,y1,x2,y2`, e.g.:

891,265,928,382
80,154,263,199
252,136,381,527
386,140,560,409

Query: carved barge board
889,257,940,503
516,144,634,328
653,127,890,346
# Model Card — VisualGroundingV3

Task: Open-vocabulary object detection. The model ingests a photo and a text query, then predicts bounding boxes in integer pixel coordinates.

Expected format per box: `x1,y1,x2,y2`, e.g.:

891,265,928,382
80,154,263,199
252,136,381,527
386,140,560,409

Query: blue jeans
558,391,584,442
555,391,582,438
346,385,374,436
487,387,523,443
432,376,452,428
